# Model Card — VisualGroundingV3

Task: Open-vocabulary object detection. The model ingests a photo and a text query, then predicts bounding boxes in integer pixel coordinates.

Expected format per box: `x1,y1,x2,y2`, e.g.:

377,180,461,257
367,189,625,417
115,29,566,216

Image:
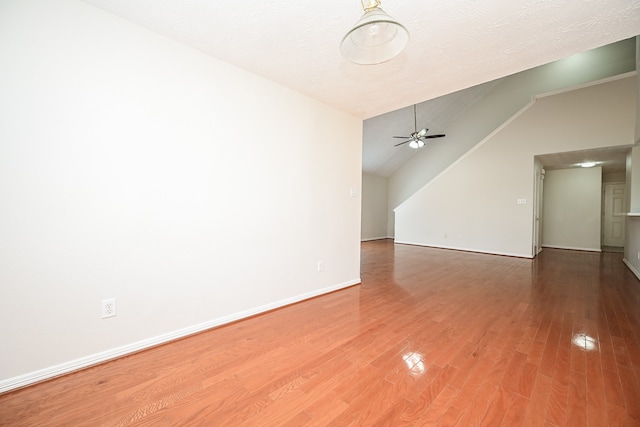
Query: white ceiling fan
394,104,445,149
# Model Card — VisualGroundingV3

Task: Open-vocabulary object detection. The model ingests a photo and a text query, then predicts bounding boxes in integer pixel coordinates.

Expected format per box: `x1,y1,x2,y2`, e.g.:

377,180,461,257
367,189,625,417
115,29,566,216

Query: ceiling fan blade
424,134,446,139
417,128,428,137
394,139,412,146
393,136,410,139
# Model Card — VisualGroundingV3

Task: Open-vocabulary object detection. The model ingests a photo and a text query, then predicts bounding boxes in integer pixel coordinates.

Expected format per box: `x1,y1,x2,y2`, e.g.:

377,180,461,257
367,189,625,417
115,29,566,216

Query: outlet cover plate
102,298,117,318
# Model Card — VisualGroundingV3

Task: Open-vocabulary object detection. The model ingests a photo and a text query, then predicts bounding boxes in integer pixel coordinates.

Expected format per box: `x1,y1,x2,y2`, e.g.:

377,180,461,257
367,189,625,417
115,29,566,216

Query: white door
603,183,626,247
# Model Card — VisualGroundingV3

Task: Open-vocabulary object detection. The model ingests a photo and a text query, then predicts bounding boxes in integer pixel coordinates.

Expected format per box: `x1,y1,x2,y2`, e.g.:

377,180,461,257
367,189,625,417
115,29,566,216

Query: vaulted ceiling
363,79,501,176
364,38,638,177
82,1,639,177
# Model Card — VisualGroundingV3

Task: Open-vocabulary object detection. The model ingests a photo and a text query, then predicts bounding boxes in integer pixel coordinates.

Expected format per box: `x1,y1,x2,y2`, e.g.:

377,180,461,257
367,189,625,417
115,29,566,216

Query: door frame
532,168,545,256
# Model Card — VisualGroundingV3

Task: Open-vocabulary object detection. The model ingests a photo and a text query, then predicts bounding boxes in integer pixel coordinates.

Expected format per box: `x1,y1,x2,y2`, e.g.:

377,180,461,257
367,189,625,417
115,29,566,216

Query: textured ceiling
82,0,640,120
81,0,639,179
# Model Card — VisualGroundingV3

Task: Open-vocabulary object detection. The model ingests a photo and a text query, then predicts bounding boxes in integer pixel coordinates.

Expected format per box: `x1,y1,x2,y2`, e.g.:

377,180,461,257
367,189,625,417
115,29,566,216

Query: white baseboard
361,236,392,242
541,244,602,252
623,258,640,281
393,240,533,259
0,278,361,394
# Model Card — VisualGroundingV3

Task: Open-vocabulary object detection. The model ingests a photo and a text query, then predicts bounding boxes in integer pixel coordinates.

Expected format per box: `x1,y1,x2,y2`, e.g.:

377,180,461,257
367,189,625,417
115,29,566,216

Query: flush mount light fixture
340,0,409,65
579,161,598,168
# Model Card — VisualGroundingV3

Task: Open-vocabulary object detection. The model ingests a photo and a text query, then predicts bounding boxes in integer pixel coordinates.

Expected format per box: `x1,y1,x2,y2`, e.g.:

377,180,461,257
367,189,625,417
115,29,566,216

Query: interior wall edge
0,278,361,394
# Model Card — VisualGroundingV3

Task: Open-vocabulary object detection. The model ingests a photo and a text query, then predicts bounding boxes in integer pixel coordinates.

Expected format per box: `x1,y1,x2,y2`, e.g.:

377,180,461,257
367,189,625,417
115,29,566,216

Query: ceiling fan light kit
341,0,409,65
409,140,424,149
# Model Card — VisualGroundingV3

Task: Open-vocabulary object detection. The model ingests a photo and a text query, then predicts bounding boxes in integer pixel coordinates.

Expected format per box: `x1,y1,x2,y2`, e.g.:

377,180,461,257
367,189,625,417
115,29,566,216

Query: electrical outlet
637,251,640,261
317,260,324,272
102,298,116,318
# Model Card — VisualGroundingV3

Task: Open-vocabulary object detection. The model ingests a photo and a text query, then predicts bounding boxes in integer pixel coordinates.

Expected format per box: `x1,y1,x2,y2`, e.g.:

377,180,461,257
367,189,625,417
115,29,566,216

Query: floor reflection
571,333,598,351
402,351,426,377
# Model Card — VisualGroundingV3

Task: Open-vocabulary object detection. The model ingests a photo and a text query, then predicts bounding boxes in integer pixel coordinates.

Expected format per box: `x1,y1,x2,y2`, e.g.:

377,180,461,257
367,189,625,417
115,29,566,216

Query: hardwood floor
2,240,640,426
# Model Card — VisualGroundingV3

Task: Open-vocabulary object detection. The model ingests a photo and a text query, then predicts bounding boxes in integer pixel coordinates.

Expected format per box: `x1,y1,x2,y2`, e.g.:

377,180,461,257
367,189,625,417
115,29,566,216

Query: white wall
388,39,636,238
631,38,640,211
361,173,389,241
395,75,636,258
630,146,640,212
624,217,640,279
636,37,640,143
0,0,362,390
542,168,602,251
622,38,640,279
603,172,627,183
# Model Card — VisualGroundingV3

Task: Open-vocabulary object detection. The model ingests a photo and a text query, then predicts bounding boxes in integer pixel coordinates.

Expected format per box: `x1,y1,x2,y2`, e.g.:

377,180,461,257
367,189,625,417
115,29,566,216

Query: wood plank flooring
1,240,640,426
